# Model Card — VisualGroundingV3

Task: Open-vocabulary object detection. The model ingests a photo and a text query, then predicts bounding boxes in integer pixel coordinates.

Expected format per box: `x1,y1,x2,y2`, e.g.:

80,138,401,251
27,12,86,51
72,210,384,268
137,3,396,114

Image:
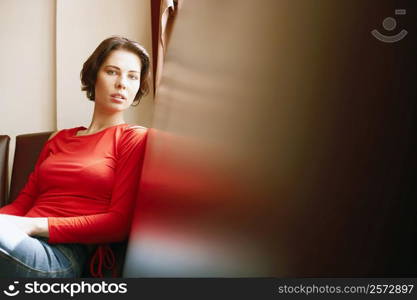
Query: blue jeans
0,218,89,278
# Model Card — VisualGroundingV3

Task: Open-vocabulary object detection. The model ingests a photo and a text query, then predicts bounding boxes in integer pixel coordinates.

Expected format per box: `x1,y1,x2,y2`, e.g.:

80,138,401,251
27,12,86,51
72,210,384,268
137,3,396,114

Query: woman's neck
84,110,126,134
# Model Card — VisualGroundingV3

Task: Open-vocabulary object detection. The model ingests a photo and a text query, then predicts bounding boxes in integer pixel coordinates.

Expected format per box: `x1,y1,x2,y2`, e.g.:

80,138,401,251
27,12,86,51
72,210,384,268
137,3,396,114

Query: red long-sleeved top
0,123,147,276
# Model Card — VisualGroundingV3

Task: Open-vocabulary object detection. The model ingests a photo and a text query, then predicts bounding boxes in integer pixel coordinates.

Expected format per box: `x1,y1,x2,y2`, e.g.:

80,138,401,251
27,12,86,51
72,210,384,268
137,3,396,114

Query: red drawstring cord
89,244,118,278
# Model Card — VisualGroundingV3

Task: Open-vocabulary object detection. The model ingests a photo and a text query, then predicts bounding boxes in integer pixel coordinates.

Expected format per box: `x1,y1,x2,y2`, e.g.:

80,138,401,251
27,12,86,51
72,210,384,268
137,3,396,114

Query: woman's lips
110,95,125,103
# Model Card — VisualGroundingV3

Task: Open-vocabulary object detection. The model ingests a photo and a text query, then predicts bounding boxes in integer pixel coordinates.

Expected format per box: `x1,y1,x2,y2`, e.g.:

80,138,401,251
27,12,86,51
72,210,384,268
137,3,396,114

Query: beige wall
0,0,56,190
0,0,153,192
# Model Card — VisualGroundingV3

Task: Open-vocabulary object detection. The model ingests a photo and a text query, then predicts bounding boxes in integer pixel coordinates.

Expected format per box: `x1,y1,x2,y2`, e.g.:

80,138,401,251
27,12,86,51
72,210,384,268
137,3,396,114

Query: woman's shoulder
122,124,148,137
124,124,148,132
47,126,82,141
115,125,148,155
117,124,148,143
48,131,59,141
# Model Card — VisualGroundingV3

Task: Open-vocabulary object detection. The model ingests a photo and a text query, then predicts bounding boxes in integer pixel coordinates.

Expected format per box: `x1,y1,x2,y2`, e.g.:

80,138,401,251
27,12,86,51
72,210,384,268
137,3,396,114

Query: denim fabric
0,218,89,278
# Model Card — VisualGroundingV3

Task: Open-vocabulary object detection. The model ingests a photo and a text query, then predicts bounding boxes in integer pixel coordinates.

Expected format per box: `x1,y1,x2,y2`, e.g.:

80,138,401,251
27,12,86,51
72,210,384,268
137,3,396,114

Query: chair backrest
0,135,10,207
9,132,53,204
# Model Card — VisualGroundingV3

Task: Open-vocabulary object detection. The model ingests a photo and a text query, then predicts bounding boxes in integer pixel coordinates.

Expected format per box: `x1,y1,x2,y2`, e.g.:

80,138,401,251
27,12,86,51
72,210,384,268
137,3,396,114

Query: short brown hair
80,36,151,106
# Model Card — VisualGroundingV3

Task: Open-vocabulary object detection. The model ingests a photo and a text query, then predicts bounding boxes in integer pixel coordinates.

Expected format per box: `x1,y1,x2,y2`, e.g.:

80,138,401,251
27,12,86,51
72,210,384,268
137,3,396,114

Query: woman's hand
0,214,49,237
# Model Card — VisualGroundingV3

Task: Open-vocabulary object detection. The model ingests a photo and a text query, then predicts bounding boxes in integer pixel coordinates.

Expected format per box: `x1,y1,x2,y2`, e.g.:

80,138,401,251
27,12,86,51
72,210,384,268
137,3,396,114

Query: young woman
0,36,150,278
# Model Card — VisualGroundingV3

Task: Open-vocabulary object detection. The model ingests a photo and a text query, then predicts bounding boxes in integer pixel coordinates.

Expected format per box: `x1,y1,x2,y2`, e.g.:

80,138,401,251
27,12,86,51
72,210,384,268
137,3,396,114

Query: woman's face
94,49,141,112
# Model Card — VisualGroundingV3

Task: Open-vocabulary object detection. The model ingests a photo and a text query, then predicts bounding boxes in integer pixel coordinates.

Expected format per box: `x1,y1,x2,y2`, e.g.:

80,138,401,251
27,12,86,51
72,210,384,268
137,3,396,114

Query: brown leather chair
0,135,10,207
9,132,52,204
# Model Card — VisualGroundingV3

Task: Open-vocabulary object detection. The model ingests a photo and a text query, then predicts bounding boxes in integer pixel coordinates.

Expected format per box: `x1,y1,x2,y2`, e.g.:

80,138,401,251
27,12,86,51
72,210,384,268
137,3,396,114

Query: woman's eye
106,70,116,75
129,74,139,80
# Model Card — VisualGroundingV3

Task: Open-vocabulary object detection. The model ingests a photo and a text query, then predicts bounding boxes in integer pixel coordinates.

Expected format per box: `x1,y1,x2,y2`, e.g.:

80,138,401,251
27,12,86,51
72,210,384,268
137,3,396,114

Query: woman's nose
115,76,127,89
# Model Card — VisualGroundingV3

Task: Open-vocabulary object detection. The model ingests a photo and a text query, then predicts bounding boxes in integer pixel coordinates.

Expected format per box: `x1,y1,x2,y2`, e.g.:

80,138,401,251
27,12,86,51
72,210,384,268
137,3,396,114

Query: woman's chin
96,103,127,114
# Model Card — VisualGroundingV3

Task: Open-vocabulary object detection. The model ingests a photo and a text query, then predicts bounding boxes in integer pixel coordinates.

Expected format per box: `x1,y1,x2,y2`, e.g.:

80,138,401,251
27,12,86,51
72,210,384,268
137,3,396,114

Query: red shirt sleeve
0,137,53,216
47,127,148,244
